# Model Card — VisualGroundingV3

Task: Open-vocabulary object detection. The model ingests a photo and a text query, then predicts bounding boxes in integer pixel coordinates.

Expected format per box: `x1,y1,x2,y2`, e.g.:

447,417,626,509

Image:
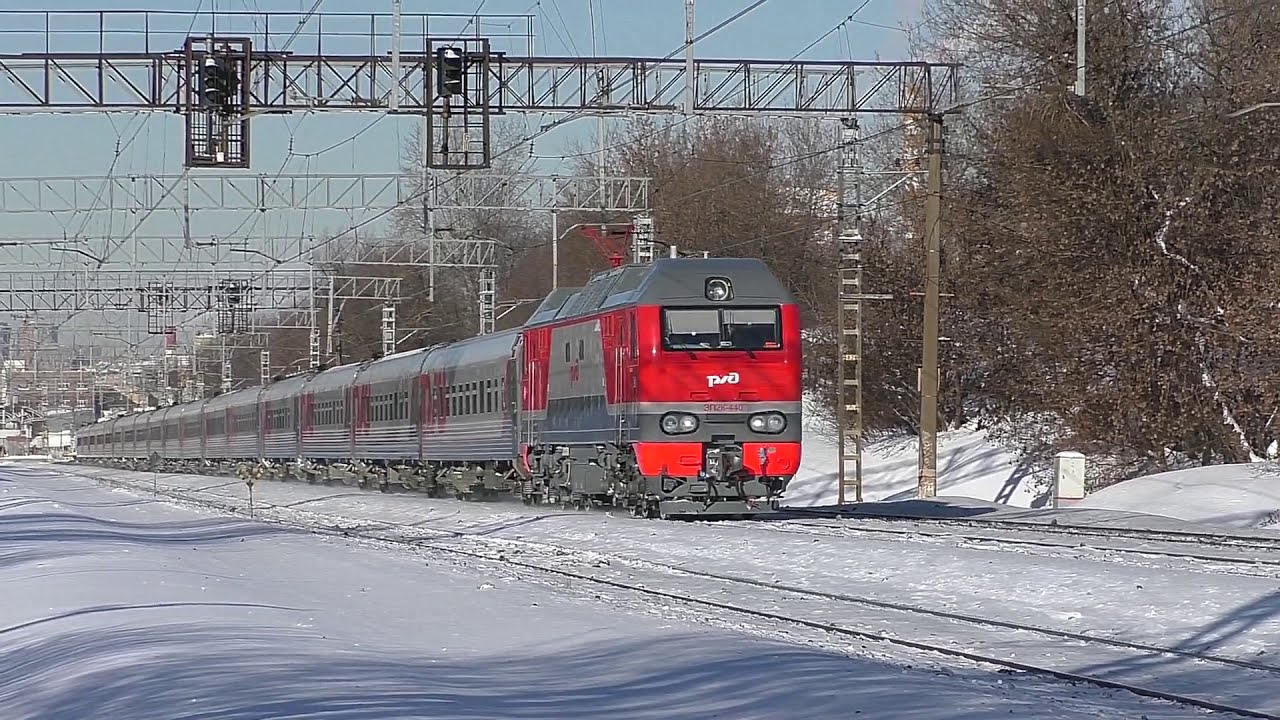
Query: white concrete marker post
1052,451,1087,509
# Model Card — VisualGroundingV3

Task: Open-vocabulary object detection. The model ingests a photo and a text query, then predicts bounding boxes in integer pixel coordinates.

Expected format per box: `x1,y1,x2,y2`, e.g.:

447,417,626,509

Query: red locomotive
74,257,803,518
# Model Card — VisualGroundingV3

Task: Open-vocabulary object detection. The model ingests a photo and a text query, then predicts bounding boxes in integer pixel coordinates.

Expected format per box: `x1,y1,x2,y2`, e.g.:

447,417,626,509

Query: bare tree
905,0,1280,483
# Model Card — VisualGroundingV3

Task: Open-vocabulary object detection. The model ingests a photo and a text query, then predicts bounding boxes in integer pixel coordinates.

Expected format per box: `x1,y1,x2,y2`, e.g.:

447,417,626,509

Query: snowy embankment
790,403,1280,531
1077,463,1280,529
786,420,1038,507
19,461,1280,715
1,464,1227,720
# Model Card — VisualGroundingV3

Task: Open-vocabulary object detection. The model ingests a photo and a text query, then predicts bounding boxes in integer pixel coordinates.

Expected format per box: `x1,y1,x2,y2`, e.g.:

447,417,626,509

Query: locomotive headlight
660,412,699,435
749,411,787,434
705,277,732,301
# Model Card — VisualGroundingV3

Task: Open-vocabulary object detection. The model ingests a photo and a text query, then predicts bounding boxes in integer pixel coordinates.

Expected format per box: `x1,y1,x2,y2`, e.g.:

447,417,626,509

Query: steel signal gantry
0,10,961,170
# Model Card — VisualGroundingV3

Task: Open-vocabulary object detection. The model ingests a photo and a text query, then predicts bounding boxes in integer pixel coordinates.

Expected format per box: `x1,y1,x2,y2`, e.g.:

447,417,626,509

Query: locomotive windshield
662,307,782,351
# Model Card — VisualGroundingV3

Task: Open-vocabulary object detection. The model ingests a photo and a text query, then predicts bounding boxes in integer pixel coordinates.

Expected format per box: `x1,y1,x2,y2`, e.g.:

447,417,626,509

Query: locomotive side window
662,307,782,351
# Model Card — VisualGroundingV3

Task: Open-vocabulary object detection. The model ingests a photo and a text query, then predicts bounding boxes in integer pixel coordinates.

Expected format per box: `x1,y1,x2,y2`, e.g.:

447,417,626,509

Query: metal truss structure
0,172,651,271
0,173,650,215
0,269,395,319
0,50,959,118
427,173,651,213
0,11,960,118
316,237,497,269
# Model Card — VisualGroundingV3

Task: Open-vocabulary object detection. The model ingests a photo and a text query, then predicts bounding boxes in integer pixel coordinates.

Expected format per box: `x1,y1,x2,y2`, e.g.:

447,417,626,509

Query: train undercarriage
77,440,791,520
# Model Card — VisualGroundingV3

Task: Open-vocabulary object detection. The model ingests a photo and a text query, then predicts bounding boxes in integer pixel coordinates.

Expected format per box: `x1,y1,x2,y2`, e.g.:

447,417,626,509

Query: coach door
610,314,627,443
509,334,525,455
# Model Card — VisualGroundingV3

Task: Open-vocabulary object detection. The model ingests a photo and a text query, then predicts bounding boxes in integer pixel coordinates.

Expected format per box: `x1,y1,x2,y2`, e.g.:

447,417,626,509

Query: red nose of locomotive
631,271,803,502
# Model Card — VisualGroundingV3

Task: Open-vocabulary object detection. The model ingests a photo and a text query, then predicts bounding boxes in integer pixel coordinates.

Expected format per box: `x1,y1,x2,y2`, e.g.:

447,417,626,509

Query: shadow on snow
1,624,1142,720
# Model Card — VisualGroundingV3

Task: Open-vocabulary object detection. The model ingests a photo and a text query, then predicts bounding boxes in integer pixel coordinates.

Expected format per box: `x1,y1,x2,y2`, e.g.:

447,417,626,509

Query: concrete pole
918,114,943,498
1075,0,1086,96
686,0,696,113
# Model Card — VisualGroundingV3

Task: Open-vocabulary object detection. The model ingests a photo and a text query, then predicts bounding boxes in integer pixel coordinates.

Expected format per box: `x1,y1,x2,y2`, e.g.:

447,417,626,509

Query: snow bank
787,420,1042,508
1077,463,1280,529
3,464,1214,720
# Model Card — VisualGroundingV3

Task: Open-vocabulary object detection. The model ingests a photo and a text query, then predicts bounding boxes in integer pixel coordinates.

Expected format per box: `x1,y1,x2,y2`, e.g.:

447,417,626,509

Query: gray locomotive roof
260,372,315,402
306,360,366,395
154,405,178,424
526,287,581,324
203,385,264,412
356,345,433,384
522,257,794,328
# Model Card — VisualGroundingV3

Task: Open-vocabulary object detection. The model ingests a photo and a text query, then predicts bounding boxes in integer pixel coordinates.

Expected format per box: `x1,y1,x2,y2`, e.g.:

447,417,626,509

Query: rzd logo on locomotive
706,372,741,388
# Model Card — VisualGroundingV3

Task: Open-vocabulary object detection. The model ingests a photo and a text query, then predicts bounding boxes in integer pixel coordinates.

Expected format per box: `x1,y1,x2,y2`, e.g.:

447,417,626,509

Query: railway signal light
437,46,465,97
199,54,239,114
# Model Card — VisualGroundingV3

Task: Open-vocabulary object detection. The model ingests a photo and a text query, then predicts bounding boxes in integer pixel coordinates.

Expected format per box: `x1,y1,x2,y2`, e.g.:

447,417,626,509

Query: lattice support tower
308,321,321,371
220,341,232,394
477,269,496,335
631,214,656,264
259,349,270,387
380,304,396,357
836,117,893,505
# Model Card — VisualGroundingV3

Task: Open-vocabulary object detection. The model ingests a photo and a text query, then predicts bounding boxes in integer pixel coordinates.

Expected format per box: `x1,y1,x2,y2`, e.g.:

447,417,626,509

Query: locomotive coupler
703,442,745,484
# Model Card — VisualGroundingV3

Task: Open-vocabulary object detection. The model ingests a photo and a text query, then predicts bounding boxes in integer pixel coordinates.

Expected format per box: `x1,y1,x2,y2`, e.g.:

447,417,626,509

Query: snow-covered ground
790,408,1280,531
1078,463,1280,529
3,463,1240,720
786,421,1038,507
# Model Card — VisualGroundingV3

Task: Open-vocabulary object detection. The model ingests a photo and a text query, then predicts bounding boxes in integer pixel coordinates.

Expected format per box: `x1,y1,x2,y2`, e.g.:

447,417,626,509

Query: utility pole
550,209,559,290
686,0,696,113
918,113,944,499
836,117,891,505
390,0,402,110
1075,0,1086,96
422,118,437,302
590,3,607,211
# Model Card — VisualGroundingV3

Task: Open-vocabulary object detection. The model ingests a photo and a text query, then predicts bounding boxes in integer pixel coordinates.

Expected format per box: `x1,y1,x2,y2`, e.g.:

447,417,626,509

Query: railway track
736,517,1280,577
44,466,1280,720
779,508,1280,550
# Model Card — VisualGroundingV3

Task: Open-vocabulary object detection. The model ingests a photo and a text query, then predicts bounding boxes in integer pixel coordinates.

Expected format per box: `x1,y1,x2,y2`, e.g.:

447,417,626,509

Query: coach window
578,338,584,361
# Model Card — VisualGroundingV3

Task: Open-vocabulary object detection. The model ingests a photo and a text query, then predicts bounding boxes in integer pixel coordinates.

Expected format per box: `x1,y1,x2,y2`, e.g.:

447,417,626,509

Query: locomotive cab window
662,306,782,351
